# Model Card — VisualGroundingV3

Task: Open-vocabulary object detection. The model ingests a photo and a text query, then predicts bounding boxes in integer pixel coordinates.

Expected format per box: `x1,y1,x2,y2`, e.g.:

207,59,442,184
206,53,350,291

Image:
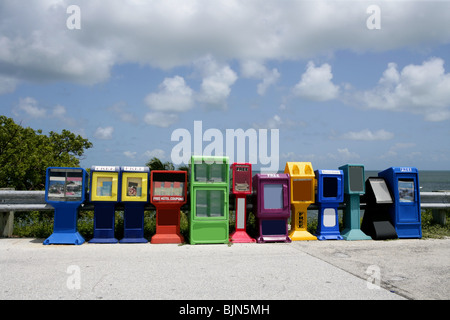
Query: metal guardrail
1,190,448,237
1,190,450,212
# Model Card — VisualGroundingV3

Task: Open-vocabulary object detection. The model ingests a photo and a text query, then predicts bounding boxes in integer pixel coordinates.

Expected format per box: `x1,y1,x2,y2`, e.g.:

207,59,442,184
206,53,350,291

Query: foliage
421,209,450,238
145,157,175,171
0,116,92,190
145,157,190,173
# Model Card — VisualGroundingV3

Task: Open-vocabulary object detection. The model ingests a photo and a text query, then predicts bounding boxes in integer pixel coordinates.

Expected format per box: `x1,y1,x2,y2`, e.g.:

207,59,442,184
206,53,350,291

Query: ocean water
255,170,450,192
365,170,450,192
253,169,450,221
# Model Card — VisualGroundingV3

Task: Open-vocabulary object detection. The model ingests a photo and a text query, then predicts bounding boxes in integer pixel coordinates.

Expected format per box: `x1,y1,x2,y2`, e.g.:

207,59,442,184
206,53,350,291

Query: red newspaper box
230,163,255,243
150,170,187,244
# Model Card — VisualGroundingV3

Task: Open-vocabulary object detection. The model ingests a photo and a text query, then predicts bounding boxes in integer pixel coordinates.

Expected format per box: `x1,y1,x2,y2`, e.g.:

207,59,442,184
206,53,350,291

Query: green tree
0,116,93,190
177,164,190,172
145,157,175,171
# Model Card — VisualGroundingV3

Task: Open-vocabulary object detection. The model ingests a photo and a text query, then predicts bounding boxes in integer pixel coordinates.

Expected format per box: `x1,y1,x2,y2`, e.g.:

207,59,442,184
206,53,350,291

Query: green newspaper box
189,155,229,244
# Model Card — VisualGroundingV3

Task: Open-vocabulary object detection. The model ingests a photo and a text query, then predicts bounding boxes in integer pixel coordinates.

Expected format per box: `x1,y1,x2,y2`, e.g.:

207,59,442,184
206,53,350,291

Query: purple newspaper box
253,173,291,243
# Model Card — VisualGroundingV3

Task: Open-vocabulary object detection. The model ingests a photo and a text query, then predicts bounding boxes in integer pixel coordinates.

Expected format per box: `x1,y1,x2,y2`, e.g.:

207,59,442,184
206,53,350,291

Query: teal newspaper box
339,164,371,240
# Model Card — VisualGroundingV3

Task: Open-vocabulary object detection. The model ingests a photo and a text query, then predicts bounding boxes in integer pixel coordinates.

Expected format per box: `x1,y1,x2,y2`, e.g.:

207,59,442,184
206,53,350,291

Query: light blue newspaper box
315,169,344,240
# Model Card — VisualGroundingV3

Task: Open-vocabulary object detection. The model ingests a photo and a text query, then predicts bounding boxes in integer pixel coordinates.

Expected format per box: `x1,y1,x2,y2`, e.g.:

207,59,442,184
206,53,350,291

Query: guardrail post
432,209,448,226
0,188,15,237
0,210,14,237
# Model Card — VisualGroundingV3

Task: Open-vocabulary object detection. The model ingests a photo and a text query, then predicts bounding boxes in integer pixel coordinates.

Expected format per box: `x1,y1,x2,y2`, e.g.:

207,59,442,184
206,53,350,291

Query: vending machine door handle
337,177,343,200
283,184,289,210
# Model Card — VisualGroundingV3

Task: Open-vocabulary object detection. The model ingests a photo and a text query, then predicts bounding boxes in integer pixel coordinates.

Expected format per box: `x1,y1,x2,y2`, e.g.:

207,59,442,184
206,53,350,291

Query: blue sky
1,0,450,172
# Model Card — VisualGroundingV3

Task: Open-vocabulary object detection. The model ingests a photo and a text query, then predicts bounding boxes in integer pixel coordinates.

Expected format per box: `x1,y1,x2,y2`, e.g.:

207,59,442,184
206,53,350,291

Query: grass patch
421,209,450,239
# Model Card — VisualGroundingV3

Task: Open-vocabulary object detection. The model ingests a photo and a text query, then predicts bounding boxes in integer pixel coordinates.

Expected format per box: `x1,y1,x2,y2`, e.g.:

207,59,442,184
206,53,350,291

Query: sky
1,0,450,172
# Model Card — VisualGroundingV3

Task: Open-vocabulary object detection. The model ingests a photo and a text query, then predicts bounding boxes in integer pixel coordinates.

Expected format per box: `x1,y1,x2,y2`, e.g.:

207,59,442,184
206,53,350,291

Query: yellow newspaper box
121,168,149,203
90,166,120,202
284,162,317,241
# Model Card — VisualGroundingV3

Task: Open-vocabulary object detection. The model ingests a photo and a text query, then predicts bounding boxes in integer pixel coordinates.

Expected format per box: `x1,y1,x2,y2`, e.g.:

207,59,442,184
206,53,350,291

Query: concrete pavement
0,237,448,300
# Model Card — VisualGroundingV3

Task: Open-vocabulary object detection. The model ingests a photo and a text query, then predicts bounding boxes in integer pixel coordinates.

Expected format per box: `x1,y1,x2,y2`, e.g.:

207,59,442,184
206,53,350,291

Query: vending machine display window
398,179,415,202
121,170,148,202
263,184,284,210
292,179,313,202
47,169,84,202
323,177,338,198
348,166,364,193
194,162,226,183
232,164,252,193
90,169,119,202
370,179,393,204
195,189,225,218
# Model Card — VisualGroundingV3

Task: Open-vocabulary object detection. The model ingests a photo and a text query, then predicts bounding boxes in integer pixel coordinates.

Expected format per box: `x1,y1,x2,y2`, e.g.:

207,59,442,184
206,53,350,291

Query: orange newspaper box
284,162,317,241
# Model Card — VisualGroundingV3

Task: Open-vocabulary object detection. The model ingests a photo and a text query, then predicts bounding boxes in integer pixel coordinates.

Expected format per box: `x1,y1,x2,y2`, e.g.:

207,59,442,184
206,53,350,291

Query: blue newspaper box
339,164,371,240
44,167,88,245
120,166,149,243
378,167,422,238
89,166,120,243
315,169,344,240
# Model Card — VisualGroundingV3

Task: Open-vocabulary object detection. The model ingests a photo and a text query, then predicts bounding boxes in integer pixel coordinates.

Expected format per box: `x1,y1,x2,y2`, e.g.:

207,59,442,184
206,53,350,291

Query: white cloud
241,60,280,95
145,76,194,112
293,61,339,101
1,1,450,91
52,105,66,117
252,114,283,129
144,112,178,127
380,142,416,159
358,58,450,121
123,151,137,159
337,148,360,159
0,75,18,95
144,149,166,160
328,148,360,161
196,56,238,108
12,97,76,124
109,101,138,123
15,97,46,118
341,129,394,141
94,126,114,140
